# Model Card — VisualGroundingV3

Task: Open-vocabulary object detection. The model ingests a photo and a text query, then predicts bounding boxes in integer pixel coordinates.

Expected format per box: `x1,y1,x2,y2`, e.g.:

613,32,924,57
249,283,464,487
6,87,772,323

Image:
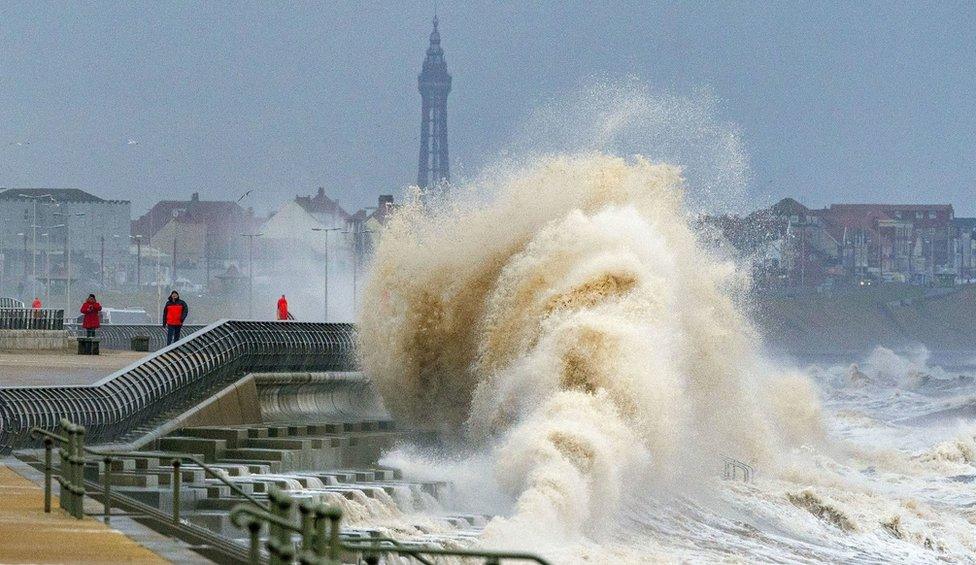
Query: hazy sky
1,2,974,216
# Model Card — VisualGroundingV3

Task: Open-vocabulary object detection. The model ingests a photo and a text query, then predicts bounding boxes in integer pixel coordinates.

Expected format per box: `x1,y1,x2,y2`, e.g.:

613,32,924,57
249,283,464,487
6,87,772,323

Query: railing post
74,424,86,519
64,423,76,517
171,459,182,525
299,501,314,555
326,507,342,562
58,431,69,512
363,530,380,565
313,506,329,560
270,489,294,565
247,520,262,564
43,438,52,513
267,489,282,564
103,456,113,524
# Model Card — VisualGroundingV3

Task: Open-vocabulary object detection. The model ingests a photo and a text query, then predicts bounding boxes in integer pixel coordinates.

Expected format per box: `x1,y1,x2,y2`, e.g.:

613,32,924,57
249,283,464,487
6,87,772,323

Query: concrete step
176,427,250,448
158,437,227,462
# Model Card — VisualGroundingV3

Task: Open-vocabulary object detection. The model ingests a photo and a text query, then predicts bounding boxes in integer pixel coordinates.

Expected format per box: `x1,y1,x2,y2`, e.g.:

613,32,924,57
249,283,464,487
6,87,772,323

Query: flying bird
127,139,139,145
237,190,254,203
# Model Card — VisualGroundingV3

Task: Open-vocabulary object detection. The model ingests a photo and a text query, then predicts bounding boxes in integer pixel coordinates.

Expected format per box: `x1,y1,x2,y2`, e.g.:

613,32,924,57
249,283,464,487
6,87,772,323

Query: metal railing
65,324,206,351
0,297,25,308
30,419,266,525
722,456,754,482
231,489,553,565
0,320,357,451
30,419,551,565
0,308,64,330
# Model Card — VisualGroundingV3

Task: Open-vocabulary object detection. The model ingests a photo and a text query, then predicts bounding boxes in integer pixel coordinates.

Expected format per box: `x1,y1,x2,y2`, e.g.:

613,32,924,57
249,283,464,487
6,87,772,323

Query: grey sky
1,2,974,216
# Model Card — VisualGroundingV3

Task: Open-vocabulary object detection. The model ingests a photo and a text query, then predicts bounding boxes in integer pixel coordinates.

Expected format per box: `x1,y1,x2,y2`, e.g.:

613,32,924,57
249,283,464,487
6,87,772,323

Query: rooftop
0,188,129,204
295,187,350,220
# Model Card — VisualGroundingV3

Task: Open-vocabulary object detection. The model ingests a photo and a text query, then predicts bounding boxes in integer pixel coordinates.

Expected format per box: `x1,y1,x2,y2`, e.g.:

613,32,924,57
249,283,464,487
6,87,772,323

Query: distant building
348,195,397,262
261,187,353,257
0,188,131,297
707,198,961,288
953,217,976,281
131,192,256,287
416,16,451,190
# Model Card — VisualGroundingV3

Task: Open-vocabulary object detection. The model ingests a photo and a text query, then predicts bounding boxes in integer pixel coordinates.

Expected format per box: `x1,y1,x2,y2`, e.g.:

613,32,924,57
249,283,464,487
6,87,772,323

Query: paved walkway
0,350,148,386
0,463,169,564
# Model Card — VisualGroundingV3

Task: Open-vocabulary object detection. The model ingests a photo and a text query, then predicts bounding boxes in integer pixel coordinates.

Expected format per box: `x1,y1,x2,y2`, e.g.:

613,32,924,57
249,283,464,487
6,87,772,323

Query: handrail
30,419,551,565
30,423,267,525
229,490,552,565
722,456,754,482
64,323,206,352
1,320,357,451
0,307,64,330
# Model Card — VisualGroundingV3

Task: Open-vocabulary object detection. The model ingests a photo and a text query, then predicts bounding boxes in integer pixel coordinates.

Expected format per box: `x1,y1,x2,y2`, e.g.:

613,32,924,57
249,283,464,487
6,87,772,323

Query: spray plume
359,153,822,548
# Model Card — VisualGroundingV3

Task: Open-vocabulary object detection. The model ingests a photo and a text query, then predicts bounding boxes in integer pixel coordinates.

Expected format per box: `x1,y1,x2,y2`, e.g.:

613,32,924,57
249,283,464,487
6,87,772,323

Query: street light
342,228,375,317
170,208,186,285
18,193,53,298
41,233,50,303
54,211,84,311
241,232,263,318
130,235,143,287
311,227,342,321
42,225,64,304
14,233,25,294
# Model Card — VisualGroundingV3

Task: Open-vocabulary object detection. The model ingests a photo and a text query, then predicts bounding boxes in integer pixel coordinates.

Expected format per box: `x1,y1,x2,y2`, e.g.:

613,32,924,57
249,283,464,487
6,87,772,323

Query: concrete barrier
0,330,70,351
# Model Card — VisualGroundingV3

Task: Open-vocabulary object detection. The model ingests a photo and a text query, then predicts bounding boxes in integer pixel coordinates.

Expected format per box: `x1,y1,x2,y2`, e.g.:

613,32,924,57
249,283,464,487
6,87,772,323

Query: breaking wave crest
359,154,824,547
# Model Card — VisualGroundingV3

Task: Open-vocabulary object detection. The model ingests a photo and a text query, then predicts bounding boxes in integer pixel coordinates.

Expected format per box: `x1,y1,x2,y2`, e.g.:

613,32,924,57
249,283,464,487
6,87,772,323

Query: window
928,211,936,219
916,211,923,219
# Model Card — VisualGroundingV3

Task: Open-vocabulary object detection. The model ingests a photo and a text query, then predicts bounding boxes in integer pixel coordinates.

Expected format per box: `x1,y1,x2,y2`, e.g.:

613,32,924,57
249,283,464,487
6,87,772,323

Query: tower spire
416,15,451,190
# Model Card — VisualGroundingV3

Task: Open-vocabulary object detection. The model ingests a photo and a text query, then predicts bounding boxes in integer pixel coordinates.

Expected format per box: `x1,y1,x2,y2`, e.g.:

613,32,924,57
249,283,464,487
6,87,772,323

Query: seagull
127,139,139,145
237,190,254,203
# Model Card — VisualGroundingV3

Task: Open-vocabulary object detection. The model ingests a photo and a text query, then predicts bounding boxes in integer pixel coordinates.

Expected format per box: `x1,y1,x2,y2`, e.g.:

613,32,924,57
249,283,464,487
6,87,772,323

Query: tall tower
416,16,451,190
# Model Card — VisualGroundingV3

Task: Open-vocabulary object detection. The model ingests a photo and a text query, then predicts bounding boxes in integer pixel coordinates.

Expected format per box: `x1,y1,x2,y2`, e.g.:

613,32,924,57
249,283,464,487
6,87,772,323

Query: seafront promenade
0,458,207,563
0,346,206,563
0,349,147,386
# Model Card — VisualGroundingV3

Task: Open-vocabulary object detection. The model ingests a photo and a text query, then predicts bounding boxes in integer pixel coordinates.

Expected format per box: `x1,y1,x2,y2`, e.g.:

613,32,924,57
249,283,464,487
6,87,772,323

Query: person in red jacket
277,295,289,320
31,297,42,323
80,294,102,337
162,290,189,345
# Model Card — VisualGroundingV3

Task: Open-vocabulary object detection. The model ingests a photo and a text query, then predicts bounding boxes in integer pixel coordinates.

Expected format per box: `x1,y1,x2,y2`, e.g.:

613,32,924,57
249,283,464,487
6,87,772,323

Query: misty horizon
1,2,974,216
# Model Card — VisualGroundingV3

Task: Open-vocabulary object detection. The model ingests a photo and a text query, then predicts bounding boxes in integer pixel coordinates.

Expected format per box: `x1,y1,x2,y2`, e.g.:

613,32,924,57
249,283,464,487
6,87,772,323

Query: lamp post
241,232,263,319
18,193,53,298
43,225,64,304
342,228,375,317
131,235,143,288
15,233,25,297
54,211,84,311
311,227,341,321
170,208,186,288
41,233,50,303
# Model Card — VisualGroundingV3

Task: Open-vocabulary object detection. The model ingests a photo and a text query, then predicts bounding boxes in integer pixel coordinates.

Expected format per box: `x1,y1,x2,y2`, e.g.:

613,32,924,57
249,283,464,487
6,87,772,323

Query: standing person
31,296,42,325
80,294,102,338
162,290,189,345
277,294,289,320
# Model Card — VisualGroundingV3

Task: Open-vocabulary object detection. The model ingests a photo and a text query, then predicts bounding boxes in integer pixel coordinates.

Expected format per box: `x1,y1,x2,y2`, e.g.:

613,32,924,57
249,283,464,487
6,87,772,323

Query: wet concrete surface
0,349,149,386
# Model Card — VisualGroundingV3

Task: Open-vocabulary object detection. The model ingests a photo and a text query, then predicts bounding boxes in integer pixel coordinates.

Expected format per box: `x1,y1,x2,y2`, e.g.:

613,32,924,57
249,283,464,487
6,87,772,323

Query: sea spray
359,154,825,547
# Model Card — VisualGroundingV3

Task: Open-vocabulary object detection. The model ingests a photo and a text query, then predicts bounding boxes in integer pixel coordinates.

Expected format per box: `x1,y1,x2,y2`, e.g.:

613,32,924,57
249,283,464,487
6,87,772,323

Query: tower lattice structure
416,16,451,190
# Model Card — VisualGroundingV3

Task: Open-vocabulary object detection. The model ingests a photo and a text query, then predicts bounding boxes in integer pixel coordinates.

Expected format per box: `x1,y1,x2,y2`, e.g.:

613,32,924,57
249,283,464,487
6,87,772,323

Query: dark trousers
166,325,182,345
85,329,96,338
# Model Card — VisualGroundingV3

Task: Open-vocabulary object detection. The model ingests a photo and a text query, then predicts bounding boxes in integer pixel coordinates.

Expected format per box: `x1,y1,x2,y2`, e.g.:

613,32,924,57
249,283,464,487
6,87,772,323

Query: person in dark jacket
163,290,189,345
80,294,102,337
